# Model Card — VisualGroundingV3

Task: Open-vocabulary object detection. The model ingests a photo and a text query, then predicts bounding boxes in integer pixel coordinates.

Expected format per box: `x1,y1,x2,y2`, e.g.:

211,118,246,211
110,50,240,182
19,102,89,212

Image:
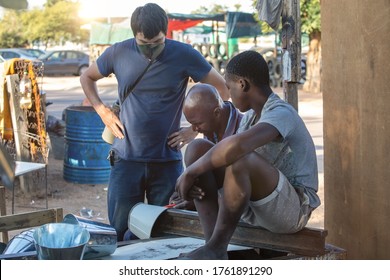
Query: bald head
185,84,223,111
183,83,227,137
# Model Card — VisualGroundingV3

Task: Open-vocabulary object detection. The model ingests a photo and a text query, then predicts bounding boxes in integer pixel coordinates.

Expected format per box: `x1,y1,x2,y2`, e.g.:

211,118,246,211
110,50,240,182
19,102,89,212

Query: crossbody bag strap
120,59,154,104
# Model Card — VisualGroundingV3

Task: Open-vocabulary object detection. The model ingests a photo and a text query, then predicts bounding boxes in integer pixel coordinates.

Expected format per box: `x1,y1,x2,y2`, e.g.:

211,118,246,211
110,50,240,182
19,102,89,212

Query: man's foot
176,245,228,260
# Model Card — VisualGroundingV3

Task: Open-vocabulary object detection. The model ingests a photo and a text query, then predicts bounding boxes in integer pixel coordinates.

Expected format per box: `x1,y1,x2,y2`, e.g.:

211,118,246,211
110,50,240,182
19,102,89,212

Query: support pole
281,0,301,111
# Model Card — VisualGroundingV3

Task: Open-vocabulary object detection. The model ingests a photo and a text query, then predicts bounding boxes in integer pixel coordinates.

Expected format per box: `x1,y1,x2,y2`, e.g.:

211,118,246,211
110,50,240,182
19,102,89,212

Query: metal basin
62,214,117,259
33,223,90,260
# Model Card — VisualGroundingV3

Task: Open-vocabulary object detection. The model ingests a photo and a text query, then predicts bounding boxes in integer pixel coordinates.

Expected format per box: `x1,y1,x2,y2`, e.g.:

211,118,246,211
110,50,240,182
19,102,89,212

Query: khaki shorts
240,170,312,233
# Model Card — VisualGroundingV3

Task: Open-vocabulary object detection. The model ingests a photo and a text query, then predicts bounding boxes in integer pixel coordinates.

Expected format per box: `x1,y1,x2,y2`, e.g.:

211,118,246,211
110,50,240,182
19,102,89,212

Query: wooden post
281,0,301,111
0,186,8,243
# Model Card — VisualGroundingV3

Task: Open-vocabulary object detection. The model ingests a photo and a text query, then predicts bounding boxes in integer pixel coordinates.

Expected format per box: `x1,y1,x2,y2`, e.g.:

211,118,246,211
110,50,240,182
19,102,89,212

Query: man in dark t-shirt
80,3,229,241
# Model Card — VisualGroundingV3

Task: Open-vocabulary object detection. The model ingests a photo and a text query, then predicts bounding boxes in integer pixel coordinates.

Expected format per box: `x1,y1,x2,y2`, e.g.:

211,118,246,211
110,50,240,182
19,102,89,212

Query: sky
27,0,256,17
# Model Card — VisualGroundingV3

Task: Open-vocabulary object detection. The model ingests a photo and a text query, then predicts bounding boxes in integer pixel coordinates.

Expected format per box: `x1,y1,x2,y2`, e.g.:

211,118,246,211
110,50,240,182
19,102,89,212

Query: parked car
38,50,89,76
19,48,46,58
0,48,36,60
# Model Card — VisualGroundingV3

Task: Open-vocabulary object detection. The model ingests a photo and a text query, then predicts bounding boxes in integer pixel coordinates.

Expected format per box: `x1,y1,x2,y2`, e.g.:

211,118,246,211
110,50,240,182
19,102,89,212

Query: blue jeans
107,155,183,241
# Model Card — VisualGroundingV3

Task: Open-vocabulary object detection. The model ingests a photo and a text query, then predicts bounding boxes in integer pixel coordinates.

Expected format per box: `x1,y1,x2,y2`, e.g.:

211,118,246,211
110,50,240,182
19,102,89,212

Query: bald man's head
185,84,223,111
184,84,225,136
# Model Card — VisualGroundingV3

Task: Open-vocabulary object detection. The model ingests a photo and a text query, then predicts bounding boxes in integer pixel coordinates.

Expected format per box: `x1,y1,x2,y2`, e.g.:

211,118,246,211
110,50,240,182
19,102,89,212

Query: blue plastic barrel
63,106,110,184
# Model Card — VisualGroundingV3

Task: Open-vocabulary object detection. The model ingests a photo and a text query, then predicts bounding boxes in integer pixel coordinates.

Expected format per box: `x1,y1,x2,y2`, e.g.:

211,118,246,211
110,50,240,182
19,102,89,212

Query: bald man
168,84,242,209
185,84,243,144
168,83,242,147
176,51,319,259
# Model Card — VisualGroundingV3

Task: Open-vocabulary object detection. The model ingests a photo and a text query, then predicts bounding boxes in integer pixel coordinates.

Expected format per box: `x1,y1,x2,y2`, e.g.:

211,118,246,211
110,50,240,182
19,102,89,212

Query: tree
20,8,45,47
35,1,88,48
191,4,230,14
0,0,88,49
252,0,321,93
300,0,321,93
44,0,64,7
0,10,25,47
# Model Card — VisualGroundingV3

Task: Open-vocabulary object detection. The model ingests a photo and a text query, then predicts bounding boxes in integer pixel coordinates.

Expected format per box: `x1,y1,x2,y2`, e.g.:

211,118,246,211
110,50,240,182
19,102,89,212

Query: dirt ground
3,89,325,240
4,150,110,239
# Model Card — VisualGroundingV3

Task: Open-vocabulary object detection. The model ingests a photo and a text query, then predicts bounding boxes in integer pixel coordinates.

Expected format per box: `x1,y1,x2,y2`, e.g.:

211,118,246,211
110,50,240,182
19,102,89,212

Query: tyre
208,44,218,59
218,59,227,75
192,43,201,53
200,44,209,57
274,62,282,80
300,58,306,83
266,58,275,76
217,43,228,58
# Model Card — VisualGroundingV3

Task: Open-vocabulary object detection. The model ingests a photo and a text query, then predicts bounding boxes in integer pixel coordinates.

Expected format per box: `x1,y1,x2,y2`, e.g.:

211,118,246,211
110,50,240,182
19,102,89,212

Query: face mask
137,43,165,60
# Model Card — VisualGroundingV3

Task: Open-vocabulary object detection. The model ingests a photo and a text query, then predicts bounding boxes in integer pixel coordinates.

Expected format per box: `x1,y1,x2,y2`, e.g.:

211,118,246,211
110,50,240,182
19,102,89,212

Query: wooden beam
0,208,63,233
152,209,327,257
0,186,8,243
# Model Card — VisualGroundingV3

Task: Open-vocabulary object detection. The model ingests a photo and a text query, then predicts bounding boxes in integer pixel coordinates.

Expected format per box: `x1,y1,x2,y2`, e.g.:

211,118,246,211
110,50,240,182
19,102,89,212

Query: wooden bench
152,208,345,259
0,207,63,243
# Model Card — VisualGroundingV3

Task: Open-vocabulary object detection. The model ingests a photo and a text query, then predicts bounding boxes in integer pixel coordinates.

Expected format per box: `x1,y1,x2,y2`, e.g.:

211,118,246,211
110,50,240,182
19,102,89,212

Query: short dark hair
226,50,270,87
131,3,168,39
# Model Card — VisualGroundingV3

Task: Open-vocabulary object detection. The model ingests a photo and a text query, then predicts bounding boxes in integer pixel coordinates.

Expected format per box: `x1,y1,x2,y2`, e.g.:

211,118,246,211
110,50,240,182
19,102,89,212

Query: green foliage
300,0,321,35
38,1,85,46
44,0,66,8
251,0,321,36
191,4,230,14
0,0,88,48
20,9,44,46
0,10,25,47
190,2,244,14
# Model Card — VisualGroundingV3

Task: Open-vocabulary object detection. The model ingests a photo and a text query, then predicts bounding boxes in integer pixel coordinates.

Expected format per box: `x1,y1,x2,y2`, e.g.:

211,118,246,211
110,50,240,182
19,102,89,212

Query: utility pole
281,0,301,111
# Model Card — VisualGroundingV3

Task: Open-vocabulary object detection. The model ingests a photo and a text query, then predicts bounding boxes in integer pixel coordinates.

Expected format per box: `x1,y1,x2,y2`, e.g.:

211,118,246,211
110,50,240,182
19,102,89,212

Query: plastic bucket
33,223,90,260
63,106,111,184
62,214,117,259
129,203,168,239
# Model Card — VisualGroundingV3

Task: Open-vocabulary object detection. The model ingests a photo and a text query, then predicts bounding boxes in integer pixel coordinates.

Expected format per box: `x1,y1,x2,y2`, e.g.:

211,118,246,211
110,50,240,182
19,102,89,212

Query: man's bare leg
184,139,220,241
183,152,279,259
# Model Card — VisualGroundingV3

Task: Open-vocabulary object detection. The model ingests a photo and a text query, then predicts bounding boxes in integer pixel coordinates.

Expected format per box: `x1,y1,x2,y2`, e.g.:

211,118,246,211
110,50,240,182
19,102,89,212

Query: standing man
80,3,229,241
176,50,320,259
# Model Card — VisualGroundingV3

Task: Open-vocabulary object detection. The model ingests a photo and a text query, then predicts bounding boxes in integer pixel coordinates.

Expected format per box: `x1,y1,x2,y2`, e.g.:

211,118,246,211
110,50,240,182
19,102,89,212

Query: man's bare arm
200,67,230,101
176,123,280,200
80,63,124,139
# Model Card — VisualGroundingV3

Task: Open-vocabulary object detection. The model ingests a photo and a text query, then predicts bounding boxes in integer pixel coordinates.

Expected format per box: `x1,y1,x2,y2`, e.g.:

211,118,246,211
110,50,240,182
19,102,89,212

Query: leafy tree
252,0,321,93
0,0,88,49
0,10,25,47
301,0,321,34
44,0,65,8
300,0,321,93
191,4,230,14
37,1,86,48
20,8,45,47
233,4,242,11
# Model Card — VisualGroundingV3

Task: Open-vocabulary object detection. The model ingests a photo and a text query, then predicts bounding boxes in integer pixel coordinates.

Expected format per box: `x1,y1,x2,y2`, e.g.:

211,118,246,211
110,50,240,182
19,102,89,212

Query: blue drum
63,106,110,184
